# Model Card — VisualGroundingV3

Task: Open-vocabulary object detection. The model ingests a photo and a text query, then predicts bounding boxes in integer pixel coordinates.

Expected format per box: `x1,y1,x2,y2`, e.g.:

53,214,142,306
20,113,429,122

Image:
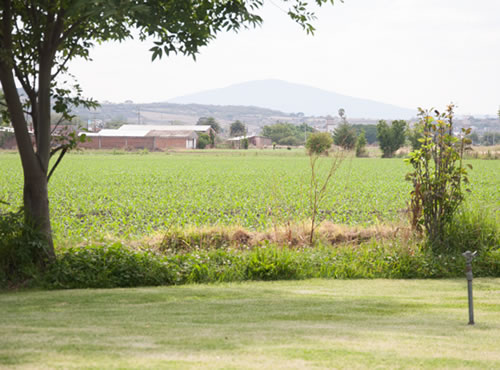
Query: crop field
0,151,499,246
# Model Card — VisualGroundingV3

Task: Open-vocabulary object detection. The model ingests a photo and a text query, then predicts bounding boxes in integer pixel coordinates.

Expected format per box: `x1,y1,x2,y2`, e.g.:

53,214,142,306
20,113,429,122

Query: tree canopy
229,120,246,137
197,117,221,133
352,124,378,144
261,122,313,145
333,122,356,150
376,119,407,158
306,132,332,155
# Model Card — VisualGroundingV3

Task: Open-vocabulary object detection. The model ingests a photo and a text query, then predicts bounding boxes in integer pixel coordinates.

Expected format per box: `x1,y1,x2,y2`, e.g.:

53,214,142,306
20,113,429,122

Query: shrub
306,133,344,245
242,137,249,149
197,133,210,149
305,132,332,155
406,105,472,251
0,209,49,287
407,122,424,151
278,136,301,146
46,243,174,289
355,130,368,157
440,207,499,254
34,238,500,289
245,246,299,281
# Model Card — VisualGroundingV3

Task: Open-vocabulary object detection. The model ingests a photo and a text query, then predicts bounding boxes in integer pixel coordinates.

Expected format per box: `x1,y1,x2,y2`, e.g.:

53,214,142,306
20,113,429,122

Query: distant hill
168,79,416,119
70,101,297,132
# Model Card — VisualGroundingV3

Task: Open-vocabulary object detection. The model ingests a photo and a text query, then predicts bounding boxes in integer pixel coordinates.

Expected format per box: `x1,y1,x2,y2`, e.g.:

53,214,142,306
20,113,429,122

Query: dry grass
466,145,500,159
135,221,412,253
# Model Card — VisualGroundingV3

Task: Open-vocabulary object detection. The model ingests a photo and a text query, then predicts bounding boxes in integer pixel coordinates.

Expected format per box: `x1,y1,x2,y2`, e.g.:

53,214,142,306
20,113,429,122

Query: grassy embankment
1,278,500,369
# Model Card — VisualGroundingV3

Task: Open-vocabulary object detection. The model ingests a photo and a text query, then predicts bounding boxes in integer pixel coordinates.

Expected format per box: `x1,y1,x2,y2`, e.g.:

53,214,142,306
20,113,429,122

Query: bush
407,123,424,151
242,137,249,149
32,237,500,289
406,105,472,250
46,243,174,289
197,133,210,149
440,207,499,254
305,132,333,155
278,136,301,146
0,209,48,287
245,246,299,280
355,130,368,157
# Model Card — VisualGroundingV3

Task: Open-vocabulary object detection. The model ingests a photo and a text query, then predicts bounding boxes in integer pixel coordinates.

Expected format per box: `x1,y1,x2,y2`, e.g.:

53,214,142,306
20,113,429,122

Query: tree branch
50,114,66,135
47,146,67,182
51,42,78,80
49,144,65,158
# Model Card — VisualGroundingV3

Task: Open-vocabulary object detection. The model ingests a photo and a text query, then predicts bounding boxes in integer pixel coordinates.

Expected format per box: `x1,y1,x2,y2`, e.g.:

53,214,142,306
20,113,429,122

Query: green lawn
1,279,499,369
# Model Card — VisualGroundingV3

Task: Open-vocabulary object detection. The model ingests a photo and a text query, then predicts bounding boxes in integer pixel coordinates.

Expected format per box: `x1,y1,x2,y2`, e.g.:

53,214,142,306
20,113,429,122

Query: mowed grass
1,151,498,245
1,279,499,369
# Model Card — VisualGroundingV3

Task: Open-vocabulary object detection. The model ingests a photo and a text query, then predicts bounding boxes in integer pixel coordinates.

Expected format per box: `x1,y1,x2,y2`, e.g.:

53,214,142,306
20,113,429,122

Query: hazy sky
69,0,500,116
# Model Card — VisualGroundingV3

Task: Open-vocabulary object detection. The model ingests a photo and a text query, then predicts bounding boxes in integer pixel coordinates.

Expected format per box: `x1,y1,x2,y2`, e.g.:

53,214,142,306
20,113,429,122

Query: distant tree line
332,108,407,158
469,131,500,146
352,124,378,144
261,122,313,145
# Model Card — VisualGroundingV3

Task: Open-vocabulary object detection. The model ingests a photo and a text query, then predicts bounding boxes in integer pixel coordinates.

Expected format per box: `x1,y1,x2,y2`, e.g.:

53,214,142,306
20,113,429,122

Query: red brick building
80,125,212,150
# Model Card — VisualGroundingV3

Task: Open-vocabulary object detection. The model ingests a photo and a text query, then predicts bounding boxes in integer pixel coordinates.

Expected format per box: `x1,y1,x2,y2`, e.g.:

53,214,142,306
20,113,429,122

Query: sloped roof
85,128,151,137
146,130,197,138
119,125,211,132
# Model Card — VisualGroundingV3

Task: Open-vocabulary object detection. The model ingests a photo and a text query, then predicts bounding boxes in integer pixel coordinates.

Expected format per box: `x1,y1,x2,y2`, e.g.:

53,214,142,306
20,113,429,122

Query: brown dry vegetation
135,221,412,254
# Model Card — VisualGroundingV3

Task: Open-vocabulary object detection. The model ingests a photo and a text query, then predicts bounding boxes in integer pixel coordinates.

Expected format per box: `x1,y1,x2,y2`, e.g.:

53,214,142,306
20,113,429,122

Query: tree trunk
23,169,55,261
0,57,56,262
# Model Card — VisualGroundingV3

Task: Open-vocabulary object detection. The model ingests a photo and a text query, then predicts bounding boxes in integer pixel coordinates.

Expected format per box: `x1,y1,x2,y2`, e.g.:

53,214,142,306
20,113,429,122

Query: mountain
168,79,416,119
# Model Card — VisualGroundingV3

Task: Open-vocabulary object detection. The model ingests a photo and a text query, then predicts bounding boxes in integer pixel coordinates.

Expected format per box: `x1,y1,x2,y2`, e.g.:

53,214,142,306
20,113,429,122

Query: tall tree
333,123,356,149
229,120,246,137
197,117,221,133
333,107,356,150
0,1,342,260
376,119,407,158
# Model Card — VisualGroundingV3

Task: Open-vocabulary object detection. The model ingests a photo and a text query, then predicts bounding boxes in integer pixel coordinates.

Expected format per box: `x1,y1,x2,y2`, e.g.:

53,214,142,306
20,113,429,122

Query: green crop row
0,152,498,246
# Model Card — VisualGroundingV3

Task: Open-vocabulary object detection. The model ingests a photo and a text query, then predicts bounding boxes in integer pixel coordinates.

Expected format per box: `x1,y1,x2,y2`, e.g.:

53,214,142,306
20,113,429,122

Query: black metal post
467,279,474,325
462,250,477,325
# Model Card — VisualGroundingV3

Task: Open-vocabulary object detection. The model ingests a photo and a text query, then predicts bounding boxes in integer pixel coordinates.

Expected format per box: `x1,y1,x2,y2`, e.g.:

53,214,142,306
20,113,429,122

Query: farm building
80,125,212,150
115,124,213,135
227,135,272,148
